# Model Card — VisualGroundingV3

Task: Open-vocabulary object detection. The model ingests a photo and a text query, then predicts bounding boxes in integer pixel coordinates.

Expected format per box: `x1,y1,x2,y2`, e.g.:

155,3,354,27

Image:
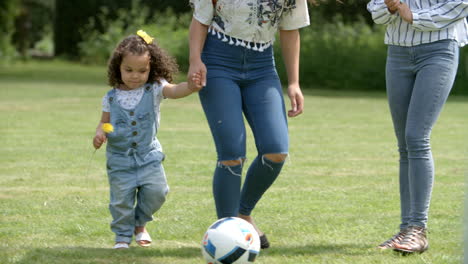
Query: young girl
93,30,202,249
367,0,468,254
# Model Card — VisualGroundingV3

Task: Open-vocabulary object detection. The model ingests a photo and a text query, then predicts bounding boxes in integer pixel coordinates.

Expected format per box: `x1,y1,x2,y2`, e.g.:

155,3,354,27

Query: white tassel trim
208,26,271,52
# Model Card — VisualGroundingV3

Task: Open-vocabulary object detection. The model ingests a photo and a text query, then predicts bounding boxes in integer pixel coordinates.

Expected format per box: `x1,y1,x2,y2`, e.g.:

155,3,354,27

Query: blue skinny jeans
386,39,459,229
199,33,289,218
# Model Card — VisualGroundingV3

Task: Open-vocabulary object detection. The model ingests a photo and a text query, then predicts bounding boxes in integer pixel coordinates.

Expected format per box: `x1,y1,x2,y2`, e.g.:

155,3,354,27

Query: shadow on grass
262,243,430,261
262,243,371,257
16,246,202,264
16,243,384,264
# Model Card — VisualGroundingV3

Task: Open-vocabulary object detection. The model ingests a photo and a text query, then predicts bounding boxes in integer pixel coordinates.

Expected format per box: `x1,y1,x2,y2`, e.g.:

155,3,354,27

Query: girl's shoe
135,231,152,247
377,229,408,249
113,242,129,249
393,226,429,254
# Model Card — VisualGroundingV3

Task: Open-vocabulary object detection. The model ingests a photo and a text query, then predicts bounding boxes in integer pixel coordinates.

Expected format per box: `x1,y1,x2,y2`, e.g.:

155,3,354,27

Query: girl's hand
188,72,204,92
188,59,207,87
287,84,304,117
398,2,413,23
385,0,400,14
93,130,107,149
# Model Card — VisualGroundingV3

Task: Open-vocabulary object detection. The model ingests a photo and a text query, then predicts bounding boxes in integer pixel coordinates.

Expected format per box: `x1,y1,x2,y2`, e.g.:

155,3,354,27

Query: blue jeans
107,150,168,243
200,33,289,218
386,39,459,229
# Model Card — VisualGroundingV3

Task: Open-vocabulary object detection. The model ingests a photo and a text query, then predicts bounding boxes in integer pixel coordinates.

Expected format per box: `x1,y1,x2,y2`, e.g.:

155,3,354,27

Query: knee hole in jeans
263,153,288,163
219,158,245,166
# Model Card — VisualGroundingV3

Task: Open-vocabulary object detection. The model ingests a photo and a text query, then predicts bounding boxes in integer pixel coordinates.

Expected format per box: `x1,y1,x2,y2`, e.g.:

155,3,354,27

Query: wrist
287,82,300,88
187,85,196,93
186,81,197,93
189,55,202,64
95,127,104,135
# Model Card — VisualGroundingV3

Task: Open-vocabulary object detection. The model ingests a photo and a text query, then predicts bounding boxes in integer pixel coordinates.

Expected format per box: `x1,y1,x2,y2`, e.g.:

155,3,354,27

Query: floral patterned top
190,0,310,50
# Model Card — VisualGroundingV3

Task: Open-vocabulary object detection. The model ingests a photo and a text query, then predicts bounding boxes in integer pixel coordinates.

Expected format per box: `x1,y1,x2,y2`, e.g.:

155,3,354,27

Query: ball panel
209,217,235,230
218,246,246,264
203,236,217,258
247,250,259,262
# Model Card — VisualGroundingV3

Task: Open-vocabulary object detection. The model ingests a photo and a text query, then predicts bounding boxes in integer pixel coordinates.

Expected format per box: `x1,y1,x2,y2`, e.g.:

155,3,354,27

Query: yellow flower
102,123,114,133
137,30,153,44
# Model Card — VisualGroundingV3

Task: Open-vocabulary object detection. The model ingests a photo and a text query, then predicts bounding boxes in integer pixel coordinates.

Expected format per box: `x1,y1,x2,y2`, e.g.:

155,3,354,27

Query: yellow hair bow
137,30,153,44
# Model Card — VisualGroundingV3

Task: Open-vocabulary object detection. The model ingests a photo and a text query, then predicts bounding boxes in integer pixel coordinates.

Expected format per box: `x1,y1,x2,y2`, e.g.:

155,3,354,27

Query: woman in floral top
188,0,309,249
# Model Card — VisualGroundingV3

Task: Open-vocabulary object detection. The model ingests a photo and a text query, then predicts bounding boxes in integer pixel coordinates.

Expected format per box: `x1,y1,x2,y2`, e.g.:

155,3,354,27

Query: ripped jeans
199,33,289,218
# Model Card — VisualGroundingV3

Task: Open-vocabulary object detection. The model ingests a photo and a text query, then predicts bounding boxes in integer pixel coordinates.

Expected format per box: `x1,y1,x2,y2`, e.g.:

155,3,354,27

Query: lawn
0,60,467,264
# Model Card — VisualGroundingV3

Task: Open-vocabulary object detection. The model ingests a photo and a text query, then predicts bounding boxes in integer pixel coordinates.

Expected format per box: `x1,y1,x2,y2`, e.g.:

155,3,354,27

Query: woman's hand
188,59,206,87
398,2,413,23
384,0,400,14
287,84,304,117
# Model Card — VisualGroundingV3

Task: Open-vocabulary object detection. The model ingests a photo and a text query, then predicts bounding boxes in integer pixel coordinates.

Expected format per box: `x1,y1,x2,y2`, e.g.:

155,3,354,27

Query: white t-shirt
190,0,310,44
102,80,168,129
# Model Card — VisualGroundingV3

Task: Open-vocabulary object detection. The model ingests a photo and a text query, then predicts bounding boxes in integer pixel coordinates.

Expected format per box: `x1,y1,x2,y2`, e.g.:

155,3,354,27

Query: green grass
0,60,467,264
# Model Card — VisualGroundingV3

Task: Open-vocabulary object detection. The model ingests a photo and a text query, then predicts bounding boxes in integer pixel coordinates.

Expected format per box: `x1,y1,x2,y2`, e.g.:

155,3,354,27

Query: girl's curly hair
107,35,178,87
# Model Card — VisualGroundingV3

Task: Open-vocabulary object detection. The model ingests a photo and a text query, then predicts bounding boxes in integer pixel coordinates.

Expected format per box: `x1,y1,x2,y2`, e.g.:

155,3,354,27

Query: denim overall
106,84,168,244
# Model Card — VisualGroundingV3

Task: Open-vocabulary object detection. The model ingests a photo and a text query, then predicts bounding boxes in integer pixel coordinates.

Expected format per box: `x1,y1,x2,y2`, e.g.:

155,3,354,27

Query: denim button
131,121,136,126
132,142,137,147
133,131,138,136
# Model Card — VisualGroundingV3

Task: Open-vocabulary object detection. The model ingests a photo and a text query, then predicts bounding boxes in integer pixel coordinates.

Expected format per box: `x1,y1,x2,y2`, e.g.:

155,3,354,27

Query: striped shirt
367,0,468,47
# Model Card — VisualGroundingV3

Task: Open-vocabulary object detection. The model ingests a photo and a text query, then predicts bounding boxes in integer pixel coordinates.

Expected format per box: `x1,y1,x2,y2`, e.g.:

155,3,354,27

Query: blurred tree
310,0,373,25
12,0,54,57
55,0,133,58
54,0,191,58
0,0,20,60
54,0,375,58
146,0,191,13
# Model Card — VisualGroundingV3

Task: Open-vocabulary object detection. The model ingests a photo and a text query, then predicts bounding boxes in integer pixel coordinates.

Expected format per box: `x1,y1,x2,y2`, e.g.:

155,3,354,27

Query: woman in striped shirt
368,0,468,254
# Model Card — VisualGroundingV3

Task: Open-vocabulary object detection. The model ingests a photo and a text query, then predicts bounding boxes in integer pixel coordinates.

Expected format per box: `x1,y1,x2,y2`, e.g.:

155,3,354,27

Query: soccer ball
201,217,261,264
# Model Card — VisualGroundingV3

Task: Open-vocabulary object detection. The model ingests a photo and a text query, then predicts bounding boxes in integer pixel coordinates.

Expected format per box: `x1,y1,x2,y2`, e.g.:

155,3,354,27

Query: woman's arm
367,0,400,25
409,0,468,30
279,29,303,117
188,17,209,86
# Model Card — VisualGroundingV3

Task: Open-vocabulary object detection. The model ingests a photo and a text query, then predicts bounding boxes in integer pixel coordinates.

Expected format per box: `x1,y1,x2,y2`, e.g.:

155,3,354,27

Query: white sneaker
113,242,129,249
